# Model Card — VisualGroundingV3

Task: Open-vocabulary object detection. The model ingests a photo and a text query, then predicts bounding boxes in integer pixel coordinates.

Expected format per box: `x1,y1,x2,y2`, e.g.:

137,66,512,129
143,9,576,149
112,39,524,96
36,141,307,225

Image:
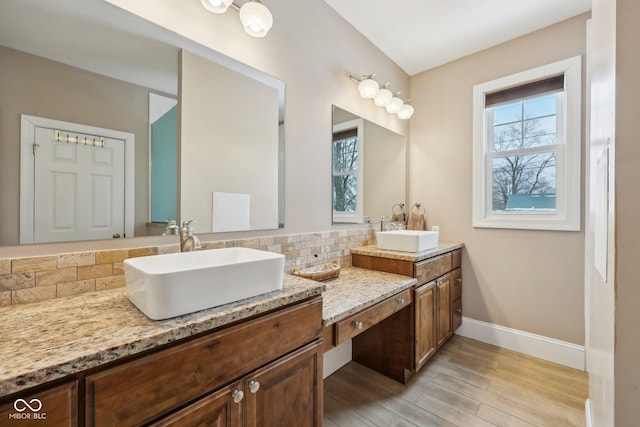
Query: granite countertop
322,267,416,326
350,242,464,262
0,275,324,398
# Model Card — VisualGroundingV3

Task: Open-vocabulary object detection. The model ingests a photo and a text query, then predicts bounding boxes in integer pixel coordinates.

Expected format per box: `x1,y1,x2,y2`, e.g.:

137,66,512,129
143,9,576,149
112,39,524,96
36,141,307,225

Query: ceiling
323,0,592,76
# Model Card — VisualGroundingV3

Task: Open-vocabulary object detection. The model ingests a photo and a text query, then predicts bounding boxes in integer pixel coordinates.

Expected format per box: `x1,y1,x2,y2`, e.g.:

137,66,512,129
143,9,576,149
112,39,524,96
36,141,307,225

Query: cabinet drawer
451,268,462,301
0,381,78,427
335,289,411,345
86,297,322,426
452,249,462,269
414,253,452,285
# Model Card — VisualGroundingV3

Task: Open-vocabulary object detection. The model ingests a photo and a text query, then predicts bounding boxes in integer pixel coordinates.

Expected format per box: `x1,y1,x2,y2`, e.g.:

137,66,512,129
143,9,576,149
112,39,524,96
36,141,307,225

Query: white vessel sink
376,230,439,253
125,247,285,320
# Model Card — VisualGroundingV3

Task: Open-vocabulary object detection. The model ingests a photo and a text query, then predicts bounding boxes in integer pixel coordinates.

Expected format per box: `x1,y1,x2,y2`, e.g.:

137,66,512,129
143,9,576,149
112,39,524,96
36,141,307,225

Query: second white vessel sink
376,230,439,253
125,247,285,320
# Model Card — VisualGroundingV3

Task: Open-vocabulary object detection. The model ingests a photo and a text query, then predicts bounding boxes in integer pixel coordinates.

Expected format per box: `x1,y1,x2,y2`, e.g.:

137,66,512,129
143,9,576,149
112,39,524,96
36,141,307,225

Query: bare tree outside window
332,137,358,213
490,94,558,212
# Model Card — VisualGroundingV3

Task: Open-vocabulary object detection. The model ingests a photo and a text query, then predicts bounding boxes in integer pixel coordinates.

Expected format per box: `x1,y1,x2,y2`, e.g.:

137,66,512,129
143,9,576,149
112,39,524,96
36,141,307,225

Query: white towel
212,192,250,232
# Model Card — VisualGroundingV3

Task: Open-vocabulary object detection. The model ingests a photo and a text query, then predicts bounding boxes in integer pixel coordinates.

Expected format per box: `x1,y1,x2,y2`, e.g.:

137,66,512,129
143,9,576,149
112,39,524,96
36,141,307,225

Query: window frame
472,56,582,231
332,118,364,223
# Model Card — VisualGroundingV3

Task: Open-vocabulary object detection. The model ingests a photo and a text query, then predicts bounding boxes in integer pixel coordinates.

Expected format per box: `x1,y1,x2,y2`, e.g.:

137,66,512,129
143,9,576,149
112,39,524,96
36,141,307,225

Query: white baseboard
585,399,593,427
323,340,352,379
455,317,585,371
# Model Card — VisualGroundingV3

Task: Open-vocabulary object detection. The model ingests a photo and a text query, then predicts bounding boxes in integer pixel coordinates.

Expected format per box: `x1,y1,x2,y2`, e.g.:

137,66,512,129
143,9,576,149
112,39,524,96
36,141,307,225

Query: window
472,56,581,231
332,119,363,223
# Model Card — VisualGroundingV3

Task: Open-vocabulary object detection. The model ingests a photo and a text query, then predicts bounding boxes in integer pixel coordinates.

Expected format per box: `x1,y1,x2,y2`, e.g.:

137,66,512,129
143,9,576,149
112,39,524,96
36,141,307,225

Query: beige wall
0,46,153,245
613,0,640,423
0,0,408,259
409,14,590,345
104,0,409,239
179,50,279,232
362,121,406,222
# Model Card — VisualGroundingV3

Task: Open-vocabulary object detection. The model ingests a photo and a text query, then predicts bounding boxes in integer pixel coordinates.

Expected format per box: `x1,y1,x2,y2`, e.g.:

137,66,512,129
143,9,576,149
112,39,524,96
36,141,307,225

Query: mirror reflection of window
332,118,364,223
332,129,359,214
331,106,407,225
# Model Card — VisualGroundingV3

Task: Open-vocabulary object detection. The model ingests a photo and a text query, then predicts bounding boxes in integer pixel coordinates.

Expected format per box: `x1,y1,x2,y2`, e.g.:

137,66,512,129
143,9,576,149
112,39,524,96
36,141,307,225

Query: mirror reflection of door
20,115,135,244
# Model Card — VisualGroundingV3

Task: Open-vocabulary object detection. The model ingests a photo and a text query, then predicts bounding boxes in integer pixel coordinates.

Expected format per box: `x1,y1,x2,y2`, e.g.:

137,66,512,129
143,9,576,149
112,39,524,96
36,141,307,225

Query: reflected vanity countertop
0,275,324,398
322,267,417,326
350,242,464,262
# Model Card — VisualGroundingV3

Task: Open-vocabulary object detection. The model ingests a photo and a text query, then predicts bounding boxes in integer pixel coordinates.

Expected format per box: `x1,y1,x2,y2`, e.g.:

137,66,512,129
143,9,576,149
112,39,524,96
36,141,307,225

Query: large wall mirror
332,105,406,224
0,0,285,246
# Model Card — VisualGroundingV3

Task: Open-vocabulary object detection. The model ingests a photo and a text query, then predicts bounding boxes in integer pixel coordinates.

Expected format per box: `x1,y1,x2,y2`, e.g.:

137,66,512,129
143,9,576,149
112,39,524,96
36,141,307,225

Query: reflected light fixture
349,74,415,120
201,0,273,38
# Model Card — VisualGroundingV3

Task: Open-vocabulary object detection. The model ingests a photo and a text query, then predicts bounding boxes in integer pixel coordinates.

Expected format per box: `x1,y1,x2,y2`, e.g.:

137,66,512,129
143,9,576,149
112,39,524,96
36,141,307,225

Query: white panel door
33,127,125,243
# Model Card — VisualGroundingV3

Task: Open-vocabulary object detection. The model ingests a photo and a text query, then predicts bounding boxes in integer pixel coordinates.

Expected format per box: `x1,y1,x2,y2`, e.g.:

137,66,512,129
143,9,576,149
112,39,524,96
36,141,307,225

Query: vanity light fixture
349,74,415,120
201,0,273,38
397,103,415,120
373,85,393,107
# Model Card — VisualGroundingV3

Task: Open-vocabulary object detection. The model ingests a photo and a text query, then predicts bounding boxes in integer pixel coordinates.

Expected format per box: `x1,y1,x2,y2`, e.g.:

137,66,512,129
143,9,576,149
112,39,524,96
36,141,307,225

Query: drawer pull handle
249,380,260,394
397,298,405,305
456,278,462,283
436,280,443,286
353,321,364,330
456,308,462,314
232,389,244,403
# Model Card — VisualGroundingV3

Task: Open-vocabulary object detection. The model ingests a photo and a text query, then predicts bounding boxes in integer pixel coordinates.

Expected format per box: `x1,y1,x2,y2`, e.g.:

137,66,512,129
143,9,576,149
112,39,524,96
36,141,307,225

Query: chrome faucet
380,216,398,232
180,220,202,252
163,219,179,236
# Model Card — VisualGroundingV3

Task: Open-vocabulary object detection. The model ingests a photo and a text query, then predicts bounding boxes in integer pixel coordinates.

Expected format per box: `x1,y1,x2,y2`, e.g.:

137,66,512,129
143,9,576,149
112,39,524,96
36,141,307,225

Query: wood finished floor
323,335,588,427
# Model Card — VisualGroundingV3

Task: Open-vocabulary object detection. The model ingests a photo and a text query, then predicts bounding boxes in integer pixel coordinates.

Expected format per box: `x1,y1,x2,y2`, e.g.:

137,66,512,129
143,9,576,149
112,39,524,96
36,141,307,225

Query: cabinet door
414,283,436,370
150,381,242,427
244,341,322,427
0,381,78,427
436,274,453,348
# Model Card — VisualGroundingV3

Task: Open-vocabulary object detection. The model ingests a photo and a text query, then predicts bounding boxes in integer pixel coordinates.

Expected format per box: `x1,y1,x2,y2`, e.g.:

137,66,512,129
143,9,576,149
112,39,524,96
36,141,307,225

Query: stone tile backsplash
0,228,374,307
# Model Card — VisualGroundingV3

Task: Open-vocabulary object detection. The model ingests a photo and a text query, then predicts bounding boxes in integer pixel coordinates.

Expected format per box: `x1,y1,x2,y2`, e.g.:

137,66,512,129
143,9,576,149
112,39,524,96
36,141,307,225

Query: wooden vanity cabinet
152,341,322,427
351,248,463,382
0,380,78,427
85,297,322,426
1,296,322,427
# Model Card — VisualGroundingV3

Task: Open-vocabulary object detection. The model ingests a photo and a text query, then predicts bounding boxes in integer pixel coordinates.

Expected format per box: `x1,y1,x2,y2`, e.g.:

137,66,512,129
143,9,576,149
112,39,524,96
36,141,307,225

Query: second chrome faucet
180,220,202,252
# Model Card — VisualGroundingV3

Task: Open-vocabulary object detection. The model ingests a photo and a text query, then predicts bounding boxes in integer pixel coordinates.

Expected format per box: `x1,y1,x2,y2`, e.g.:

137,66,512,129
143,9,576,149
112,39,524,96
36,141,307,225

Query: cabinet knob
456,308,462,314
436,280,443,286
249,380,260,394
397,298,405,305
353,321,364,330
232,389,244,404
456,278,462,283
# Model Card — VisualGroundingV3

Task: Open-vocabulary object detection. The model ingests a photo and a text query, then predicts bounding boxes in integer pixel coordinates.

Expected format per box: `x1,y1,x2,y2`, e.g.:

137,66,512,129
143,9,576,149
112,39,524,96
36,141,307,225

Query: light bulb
200,0,232,14
358,78,379,99
385,97,403,113
397,104,415,119
239,1,273,38
373,87,392,106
